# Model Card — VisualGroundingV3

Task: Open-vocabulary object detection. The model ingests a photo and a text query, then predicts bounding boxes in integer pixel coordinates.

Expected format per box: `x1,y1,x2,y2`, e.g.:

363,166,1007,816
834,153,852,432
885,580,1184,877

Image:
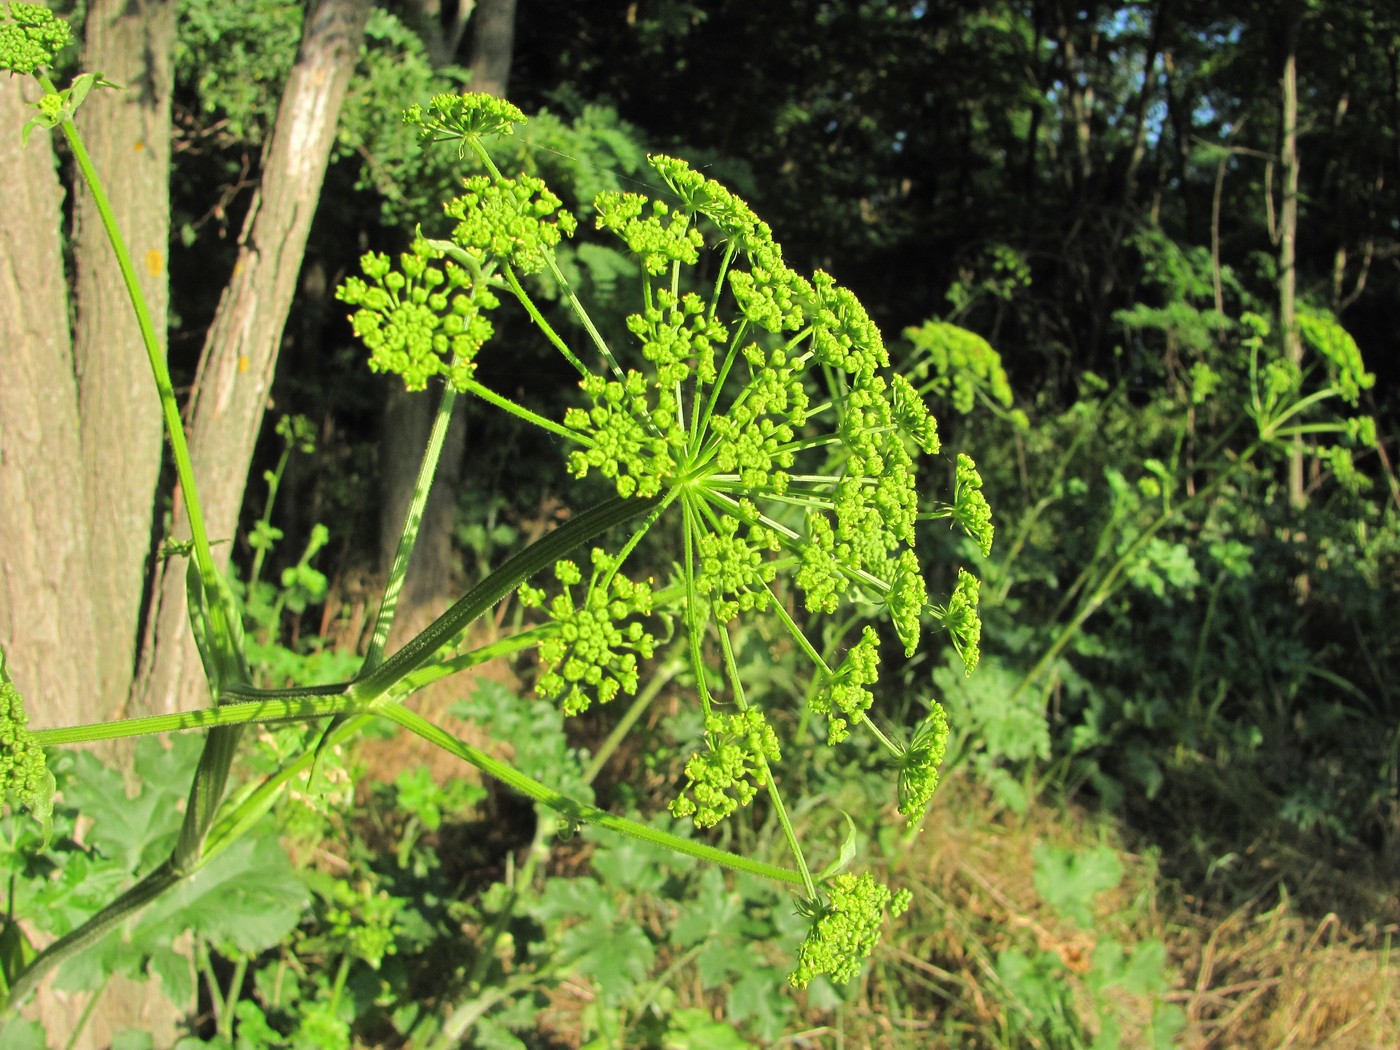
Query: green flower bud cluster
518,550,657,716
443,174,577,276
0,648,52,831
934,567,983,676
336,236,498,392
669,708,780,828
789,873,912,988
693,508,780,623
952,453,994,558
564,371,673,498
648,153,770,253
560,154,940,646
707,344,808,492
595,192,704,276
377,111,984,987
402,92,527,154
812,626,880,745
0,2,70,76
903,319,1015,415
1297,305,1375,404
896,703,950,821
808,270,889,380
1324,444,1366,492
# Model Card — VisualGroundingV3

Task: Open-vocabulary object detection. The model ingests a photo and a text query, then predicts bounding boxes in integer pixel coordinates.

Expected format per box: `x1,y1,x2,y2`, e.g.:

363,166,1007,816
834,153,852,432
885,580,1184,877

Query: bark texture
133,0,374,716
73,0,176,716
377,0,518,625
1278,24,1304,509
0,79,100,731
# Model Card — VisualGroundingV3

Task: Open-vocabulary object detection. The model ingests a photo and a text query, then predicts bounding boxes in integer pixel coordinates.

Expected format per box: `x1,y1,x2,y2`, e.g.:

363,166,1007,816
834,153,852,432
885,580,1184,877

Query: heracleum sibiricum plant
0,2,989,1013
338,91,990,984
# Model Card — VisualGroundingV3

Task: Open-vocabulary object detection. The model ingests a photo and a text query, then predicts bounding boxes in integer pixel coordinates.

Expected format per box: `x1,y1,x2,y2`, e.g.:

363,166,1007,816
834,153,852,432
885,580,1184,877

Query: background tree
133,0,373,716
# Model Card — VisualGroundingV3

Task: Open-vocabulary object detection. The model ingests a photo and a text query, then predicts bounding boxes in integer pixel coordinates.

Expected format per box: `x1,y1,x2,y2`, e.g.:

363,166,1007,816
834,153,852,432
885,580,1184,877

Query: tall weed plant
0,7,989,1042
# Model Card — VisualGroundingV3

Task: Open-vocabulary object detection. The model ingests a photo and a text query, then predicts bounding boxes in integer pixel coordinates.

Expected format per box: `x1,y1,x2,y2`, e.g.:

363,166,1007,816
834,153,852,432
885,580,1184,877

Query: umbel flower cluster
0,648,53,842
0,2,71,76
336,93,995,989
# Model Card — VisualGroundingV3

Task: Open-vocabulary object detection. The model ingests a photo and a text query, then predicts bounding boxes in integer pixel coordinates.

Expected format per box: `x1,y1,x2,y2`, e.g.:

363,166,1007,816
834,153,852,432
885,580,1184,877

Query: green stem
36,72,248,902
366,381,459,667
458,378,588,446
248,444,293,594
501,264,588,376
580,649,684,786
4,859,183,1010
349,495,660,706
544,251,625,381
29,693,349,748
377,703,804,887
716,627,816,899
11,498,661,1006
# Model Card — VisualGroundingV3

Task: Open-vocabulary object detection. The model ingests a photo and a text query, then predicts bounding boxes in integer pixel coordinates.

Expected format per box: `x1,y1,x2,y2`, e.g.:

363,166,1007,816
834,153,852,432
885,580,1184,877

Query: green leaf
1118,938,1170,996
111,1030,155,1050
1031,844,1123,928
0,1019,48,1050
61,827,307,998
664,1007,756,1049
671,867,742,949
586,821,674,895
64,736,202,873
561,920,655,997
138,833,307,957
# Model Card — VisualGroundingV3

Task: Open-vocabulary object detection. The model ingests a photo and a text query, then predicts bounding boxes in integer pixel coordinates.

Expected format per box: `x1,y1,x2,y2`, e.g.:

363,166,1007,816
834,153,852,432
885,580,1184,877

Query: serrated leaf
587,828,669,895
530,876,613,924
724,967,792,1042
664,1007,756,1049
0,1018,48,1050
146,943,194,1005
562,920,655,997
134,832,307,957
672,867,741,949
1032,844,1123,927
64,736,202,873
693,937,751,989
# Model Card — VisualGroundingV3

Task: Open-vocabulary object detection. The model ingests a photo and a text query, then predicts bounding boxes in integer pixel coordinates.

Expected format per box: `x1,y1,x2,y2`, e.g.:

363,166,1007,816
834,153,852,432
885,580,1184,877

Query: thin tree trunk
133,0,374,716
377,0,517,626
1279,22,1304,509
0,79,100,731
73,0,176,718
470,0,517,97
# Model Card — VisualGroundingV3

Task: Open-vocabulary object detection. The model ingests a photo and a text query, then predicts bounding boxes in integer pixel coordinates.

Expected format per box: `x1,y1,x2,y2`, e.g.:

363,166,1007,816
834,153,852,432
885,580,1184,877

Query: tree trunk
377,0,518,628
0,79,101,731
470,0,517,98
133,0,374,716
73,0,176,718
1279,21,1305,509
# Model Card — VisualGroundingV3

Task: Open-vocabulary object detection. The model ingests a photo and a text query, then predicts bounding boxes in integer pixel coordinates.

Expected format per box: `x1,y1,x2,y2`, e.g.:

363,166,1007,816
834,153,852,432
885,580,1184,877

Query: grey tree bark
73,0,176,718
1278,17,1305,509
377,0,518,630
0,79,100,732
133,0,374,716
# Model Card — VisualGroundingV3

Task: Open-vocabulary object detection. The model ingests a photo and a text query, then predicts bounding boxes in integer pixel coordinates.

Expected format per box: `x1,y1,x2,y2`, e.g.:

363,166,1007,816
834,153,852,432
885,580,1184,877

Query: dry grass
844,773,1400,1049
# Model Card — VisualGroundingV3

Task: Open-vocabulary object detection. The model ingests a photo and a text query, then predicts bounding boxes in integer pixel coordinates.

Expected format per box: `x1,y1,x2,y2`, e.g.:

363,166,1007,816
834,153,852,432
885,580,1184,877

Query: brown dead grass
866,774,1400,1049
